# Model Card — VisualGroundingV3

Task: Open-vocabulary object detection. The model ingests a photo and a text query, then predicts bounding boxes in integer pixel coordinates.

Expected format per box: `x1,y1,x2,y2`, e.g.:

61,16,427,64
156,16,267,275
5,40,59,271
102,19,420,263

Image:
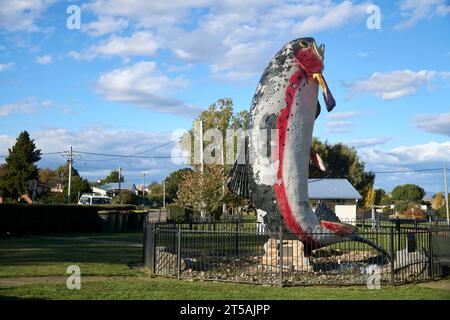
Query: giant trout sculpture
228,37,385,253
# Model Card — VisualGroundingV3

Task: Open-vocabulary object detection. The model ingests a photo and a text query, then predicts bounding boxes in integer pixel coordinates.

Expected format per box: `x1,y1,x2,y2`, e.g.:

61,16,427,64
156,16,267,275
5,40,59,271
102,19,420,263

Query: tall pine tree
0,131,41,199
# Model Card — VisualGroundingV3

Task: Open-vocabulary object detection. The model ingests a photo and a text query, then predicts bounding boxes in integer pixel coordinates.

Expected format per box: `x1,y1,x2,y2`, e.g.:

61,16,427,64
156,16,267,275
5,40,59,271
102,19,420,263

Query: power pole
68,146,73,205
199,121,205,217
141,173,146,209
118,167,122,205
163,179,166,209
444,162,449,226
222,141,227,216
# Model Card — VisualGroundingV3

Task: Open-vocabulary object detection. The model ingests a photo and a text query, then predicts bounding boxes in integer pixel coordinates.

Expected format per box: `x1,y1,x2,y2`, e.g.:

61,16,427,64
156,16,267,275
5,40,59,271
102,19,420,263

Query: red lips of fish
295,47,324,75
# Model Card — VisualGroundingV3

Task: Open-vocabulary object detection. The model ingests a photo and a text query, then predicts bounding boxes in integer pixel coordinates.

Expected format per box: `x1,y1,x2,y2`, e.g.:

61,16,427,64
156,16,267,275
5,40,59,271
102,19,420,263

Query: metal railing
143,219,450,286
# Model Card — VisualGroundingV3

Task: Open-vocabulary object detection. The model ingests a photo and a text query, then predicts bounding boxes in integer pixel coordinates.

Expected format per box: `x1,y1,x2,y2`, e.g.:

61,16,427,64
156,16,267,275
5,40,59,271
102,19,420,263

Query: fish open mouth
313,72,335,111
313,42,325,59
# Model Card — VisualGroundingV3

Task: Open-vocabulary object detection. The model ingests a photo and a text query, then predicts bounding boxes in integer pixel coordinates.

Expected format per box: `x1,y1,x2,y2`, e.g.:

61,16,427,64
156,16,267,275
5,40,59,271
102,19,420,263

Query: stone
261,238,312,272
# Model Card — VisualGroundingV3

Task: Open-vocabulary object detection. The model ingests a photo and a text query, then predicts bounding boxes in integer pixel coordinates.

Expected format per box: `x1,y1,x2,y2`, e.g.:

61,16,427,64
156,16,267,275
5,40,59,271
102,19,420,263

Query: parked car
78,194,112,205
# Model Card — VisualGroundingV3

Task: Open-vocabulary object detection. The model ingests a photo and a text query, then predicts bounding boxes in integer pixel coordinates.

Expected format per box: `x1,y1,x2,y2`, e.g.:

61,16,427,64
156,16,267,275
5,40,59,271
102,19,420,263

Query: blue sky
0,0,449,192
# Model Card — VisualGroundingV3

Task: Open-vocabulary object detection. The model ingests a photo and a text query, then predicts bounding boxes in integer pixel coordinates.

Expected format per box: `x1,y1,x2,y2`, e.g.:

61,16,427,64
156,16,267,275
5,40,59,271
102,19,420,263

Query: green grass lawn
0,233,449,300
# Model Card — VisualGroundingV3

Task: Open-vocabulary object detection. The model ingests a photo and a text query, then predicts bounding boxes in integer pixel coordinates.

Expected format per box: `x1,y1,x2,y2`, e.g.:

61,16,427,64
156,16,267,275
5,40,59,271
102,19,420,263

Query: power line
73,140,178,162
74,151,185,159
371,168,445,174
0,151,64,158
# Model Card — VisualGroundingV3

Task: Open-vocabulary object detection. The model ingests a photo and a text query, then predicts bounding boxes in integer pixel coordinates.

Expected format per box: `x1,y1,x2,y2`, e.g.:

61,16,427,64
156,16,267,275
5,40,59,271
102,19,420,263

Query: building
93,183,138,197
308,179,362,221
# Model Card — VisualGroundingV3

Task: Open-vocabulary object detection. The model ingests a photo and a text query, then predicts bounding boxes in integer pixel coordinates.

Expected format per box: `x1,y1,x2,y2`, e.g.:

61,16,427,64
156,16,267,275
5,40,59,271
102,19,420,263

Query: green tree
365,187,376,208
374,188,390,206
179,98,249,213
55,163,91,202
309,138,375,205
164,168,193,203
99,170,124,185
147,181,164,206
181,98,249,167
432,192,444,210
176,164,225,217
391,184,425,203
39,168,59,186
0,131,41,199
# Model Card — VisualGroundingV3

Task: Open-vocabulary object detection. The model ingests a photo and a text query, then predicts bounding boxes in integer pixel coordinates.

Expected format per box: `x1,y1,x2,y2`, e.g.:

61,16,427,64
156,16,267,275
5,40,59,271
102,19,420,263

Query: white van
78,194,113,205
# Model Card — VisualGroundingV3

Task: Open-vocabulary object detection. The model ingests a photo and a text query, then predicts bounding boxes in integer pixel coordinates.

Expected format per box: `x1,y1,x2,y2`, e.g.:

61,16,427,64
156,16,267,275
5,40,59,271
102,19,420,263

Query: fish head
294,37,324,74
294,38,335,112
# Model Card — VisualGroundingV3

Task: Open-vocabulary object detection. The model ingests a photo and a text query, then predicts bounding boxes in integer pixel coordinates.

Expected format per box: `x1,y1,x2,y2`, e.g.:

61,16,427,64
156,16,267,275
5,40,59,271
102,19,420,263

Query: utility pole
163,179,166,209
222,140,227,216
444,162,449,226
68,146,73,205
199,120,205,217
118,167,122,205
200,120,204,173
141,173,146,209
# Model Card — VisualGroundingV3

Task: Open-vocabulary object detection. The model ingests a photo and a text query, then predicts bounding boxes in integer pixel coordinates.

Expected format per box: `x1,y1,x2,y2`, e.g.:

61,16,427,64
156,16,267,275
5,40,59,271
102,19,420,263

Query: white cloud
81,0,372,79
0,97,51,117
69,31,159,60
363,141,450,165
0,0,55,32
82,0,212,29
327,111,362,120
413,112,450,137
0,62,14,71
292,1,368,34
347,70,450,100
396,0,450,29
345,137,393,148
325,120,353,134
36,54,52,64
82,16,129,37
0,128,185,182
95,61,201,117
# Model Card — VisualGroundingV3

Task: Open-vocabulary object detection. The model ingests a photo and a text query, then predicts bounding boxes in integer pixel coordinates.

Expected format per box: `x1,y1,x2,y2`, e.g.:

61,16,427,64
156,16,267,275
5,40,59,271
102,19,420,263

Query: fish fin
320,220,357,235
315,100,321,119
310,150,326,172
227,136,250,198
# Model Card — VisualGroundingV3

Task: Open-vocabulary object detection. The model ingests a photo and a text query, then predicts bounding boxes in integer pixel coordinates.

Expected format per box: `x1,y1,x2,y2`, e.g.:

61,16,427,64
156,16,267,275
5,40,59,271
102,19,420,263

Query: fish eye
300,40,310,48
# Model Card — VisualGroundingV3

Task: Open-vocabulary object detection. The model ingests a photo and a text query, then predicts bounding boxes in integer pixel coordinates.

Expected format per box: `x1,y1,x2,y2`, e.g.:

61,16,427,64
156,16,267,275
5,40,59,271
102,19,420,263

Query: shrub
0,204,137,236
166,204,189,223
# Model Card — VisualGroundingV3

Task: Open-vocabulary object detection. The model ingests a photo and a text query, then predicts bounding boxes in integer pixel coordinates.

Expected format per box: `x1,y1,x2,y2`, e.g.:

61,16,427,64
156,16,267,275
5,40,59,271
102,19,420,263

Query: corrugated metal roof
99,183,137,191
308,179,362,200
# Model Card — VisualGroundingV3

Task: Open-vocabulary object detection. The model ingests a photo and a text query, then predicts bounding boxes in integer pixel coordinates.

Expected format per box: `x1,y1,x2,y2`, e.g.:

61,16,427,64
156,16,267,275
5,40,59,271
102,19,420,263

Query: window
79,197,90,205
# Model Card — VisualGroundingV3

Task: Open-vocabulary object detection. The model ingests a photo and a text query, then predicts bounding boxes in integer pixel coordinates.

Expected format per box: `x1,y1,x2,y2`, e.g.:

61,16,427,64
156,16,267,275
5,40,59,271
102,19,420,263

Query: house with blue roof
92,182,138,197
308,179,362,222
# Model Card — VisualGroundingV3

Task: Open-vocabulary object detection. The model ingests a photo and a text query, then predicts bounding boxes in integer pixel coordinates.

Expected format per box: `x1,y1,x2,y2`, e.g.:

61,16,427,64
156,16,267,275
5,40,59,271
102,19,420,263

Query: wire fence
143,219,450,286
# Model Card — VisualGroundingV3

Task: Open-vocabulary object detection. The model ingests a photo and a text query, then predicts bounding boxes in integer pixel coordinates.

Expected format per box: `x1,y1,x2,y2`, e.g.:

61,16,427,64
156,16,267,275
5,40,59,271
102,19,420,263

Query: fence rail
143,219,450,286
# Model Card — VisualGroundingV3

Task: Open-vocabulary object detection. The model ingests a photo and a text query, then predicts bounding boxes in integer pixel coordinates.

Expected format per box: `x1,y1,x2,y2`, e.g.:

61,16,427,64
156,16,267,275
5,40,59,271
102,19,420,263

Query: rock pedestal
261,238,312,272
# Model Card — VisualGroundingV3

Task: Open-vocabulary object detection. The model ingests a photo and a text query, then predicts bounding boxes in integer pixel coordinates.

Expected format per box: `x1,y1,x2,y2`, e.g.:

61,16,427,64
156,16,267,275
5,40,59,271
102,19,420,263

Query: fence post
428,227,433,279
235,219,239,255
177,226,181,279
279,226,283,287
389,225,395,284
144,222,156,274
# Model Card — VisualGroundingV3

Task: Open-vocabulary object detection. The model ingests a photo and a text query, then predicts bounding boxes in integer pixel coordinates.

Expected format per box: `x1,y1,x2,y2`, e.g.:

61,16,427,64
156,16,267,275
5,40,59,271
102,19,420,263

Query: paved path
0,275,143,287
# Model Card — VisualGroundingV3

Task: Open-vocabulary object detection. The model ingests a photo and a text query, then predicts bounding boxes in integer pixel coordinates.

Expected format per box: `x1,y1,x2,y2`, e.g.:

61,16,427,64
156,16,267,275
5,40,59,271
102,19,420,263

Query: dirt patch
418,279,450,291
0,275,141,287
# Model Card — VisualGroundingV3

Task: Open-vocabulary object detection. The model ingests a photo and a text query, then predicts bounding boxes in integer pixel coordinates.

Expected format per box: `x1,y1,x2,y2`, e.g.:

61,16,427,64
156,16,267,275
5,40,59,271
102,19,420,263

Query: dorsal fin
227,136,250,198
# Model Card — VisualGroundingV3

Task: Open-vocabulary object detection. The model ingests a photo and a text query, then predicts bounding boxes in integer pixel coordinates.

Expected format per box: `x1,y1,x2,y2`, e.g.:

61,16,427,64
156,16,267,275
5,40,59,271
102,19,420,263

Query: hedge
0,204,138,236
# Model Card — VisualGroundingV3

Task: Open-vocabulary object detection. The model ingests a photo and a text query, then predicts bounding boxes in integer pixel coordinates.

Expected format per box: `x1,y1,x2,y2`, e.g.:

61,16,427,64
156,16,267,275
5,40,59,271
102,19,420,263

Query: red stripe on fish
274,67,320,248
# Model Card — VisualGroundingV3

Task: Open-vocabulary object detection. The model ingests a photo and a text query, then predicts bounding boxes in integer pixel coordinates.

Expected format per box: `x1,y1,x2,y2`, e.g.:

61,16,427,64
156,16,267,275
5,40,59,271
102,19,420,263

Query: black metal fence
143,219,450,286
